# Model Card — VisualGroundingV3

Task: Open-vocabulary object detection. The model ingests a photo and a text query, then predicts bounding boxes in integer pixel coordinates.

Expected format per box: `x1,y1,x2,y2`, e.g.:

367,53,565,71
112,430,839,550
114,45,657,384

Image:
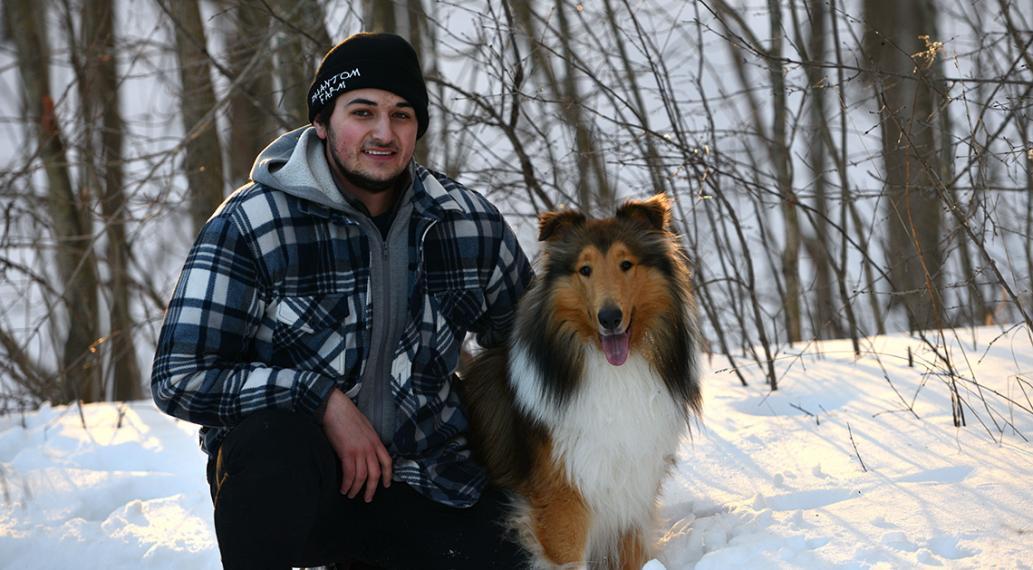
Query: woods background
0,0,1030,433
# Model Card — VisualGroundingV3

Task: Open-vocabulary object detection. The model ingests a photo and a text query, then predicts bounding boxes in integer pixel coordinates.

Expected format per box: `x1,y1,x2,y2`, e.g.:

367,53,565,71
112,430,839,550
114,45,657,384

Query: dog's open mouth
600,327,631,366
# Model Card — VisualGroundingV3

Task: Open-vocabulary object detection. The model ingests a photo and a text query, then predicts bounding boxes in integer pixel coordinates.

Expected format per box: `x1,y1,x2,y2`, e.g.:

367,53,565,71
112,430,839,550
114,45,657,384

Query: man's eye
352,109,372,117
579,266,592,277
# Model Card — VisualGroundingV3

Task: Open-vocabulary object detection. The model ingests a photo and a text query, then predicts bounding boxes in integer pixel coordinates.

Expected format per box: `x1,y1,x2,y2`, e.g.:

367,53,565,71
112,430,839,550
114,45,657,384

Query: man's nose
369,115,394,144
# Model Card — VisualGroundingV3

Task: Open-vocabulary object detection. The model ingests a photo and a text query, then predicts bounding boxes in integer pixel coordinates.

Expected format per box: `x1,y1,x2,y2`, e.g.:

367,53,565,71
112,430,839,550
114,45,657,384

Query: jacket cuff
297,371,338,420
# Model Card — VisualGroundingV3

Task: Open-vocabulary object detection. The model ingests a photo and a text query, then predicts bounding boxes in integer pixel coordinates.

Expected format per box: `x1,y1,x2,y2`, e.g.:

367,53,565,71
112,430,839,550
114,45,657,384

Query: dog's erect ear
617,193,672,232
538,210,586,242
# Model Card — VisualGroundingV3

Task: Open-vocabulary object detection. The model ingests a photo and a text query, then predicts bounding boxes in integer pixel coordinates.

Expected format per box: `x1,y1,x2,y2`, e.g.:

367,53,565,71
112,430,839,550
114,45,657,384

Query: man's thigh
312,476,527,569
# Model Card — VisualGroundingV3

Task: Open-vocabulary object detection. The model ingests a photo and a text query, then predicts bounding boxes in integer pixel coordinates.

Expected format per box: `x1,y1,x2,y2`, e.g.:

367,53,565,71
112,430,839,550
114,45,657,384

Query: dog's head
536,194,686,366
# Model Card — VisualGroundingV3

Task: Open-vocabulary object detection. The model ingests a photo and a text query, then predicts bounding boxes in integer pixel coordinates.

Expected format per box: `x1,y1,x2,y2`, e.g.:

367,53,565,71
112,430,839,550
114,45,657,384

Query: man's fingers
348,455,367,498
363,455,381,503
320,393,393,501
340,457,354,495
376,444,393,488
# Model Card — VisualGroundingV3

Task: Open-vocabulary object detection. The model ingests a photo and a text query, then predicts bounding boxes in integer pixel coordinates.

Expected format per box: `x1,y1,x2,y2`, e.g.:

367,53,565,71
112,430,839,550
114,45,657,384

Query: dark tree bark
767,0,803,343
80,0,141,400
865,0,946,331
795,0,843,339
167,0,227,234
226,1,274,186
364,0,397,32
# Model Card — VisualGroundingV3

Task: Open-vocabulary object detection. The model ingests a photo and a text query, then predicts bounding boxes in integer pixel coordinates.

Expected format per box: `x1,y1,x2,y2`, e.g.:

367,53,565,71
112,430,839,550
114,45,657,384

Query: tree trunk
272,0,332,128
226,1,273,186
9,0,102,402
81,0,141,400
768,0,803,342
797,0,842,339
865,0,945,331
406,0,430,166
167,0,227,234
364,0,397,32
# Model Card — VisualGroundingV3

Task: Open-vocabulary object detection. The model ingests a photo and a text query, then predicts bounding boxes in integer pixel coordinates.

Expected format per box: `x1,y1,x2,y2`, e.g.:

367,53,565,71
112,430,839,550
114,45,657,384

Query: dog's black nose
598,306,623,331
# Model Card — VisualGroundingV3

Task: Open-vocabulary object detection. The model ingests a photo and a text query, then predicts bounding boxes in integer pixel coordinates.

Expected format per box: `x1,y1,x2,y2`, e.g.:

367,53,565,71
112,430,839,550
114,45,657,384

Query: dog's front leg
524,450,590,568
617,528,648,570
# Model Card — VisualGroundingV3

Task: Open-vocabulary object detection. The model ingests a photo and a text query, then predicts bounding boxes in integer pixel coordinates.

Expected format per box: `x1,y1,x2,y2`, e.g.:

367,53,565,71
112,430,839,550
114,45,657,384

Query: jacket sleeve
150,213,336,427
473,215,534,348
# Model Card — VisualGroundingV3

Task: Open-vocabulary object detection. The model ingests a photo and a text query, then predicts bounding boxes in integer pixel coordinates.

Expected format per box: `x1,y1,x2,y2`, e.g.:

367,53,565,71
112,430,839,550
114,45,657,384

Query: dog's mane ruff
650,238,702,416
510,275,587,418
458,342,539,488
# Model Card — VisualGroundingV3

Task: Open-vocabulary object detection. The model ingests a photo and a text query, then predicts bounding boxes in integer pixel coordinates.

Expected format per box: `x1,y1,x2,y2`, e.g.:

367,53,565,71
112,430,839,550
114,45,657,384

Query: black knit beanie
308,32,429,139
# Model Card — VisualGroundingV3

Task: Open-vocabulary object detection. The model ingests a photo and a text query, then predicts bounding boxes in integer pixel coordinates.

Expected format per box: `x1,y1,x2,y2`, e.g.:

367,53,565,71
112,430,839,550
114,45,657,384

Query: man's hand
321,389,392,502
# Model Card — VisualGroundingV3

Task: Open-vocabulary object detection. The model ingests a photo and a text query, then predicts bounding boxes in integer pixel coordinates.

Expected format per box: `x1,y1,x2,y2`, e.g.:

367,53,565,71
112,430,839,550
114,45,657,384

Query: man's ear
538,210,586,242
616,193,672,232
313,120,328,140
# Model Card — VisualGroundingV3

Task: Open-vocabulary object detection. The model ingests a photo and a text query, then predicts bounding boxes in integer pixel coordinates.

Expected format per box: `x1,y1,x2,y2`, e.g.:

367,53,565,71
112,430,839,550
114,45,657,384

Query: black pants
206,409,528,569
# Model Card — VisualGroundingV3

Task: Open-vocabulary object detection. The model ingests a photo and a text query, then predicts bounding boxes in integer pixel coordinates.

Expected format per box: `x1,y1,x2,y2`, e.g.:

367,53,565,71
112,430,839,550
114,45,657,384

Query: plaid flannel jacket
151,165,533,507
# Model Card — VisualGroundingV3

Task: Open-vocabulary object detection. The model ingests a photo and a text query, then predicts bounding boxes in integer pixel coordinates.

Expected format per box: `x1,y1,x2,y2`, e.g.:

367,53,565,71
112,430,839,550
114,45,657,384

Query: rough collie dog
459,194,701,569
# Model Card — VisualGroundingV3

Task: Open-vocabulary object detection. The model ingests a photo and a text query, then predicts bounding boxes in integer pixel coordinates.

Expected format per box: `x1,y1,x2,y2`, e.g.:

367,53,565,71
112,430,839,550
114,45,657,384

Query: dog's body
460,195,701,569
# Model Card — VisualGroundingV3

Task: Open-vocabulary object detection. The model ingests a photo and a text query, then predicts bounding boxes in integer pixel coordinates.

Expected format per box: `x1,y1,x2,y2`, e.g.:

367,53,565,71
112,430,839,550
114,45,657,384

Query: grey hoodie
250,126,413,444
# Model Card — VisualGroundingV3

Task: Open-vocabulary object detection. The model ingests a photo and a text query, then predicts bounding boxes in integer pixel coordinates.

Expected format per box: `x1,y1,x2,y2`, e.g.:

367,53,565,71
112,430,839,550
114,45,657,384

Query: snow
2,325,1031,569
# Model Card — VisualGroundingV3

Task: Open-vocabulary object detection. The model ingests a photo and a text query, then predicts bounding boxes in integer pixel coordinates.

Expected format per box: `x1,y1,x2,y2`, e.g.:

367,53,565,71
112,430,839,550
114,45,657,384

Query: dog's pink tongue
600,331,631,366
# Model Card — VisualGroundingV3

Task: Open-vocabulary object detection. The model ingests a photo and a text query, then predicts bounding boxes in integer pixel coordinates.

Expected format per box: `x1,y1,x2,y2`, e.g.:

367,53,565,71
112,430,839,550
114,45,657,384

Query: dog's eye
578,265,592,277
620,260,633,272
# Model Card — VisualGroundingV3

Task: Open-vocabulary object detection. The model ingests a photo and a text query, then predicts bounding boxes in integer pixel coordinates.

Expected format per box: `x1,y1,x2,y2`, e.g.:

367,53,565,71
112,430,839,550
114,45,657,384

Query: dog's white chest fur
512,345,688,534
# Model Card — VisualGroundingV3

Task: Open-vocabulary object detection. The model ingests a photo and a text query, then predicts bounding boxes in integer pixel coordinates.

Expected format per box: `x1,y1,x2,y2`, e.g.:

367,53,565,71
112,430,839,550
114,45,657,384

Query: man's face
314,88,418,194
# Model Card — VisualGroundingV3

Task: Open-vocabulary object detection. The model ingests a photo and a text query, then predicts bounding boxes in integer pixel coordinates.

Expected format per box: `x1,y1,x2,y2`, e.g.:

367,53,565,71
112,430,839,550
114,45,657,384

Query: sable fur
459,194,701,569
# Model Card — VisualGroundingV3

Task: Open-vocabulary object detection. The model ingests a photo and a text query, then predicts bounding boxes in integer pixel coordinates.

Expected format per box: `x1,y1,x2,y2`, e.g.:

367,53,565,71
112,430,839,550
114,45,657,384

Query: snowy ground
1,325,1031,569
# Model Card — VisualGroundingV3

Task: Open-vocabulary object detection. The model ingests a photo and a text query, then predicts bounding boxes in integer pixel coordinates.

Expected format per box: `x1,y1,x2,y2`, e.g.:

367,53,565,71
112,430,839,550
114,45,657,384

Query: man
151,33,533,569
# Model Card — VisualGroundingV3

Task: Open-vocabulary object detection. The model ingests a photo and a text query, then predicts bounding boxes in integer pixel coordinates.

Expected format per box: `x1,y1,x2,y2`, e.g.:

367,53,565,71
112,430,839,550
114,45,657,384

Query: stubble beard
326,128,406,193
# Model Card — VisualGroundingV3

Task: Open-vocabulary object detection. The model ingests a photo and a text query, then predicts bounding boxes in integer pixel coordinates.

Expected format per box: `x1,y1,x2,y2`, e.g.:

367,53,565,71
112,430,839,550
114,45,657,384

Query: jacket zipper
362,220,390,442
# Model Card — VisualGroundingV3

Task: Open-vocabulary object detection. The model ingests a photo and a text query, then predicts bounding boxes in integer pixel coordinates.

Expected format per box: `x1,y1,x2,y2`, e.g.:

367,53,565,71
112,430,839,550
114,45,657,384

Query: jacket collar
411,164,465,221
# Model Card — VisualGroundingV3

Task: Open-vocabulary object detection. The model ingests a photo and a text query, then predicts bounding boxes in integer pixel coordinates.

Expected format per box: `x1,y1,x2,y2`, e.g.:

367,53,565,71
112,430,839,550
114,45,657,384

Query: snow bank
1,326,1031,568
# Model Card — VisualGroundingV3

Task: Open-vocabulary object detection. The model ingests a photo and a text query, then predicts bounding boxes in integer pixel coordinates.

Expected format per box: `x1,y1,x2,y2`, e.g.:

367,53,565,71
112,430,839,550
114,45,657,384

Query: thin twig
847,422,868,473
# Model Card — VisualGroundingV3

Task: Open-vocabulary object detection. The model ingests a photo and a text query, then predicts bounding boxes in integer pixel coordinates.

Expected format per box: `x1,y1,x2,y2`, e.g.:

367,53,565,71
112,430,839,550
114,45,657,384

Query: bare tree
8,0,102,403
165,0,227,234
78,0,141,400
864,0,946,331
363,0,397,32
767,0,804,343
225,0,275,187
793,0,844,340
271,0,333,127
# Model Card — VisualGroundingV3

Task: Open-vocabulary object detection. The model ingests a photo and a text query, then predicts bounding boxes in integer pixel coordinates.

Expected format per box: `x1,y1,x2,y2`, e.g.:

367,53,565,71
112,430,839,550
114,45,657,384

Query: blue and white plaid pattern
151,165,533,507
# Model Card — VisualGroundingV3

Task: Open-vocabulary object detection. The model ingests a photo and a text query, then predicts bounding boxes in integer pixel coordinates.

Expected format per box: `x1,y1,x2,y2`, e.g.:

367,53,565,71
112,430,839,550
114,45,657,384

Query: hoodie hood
250,126,359,212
